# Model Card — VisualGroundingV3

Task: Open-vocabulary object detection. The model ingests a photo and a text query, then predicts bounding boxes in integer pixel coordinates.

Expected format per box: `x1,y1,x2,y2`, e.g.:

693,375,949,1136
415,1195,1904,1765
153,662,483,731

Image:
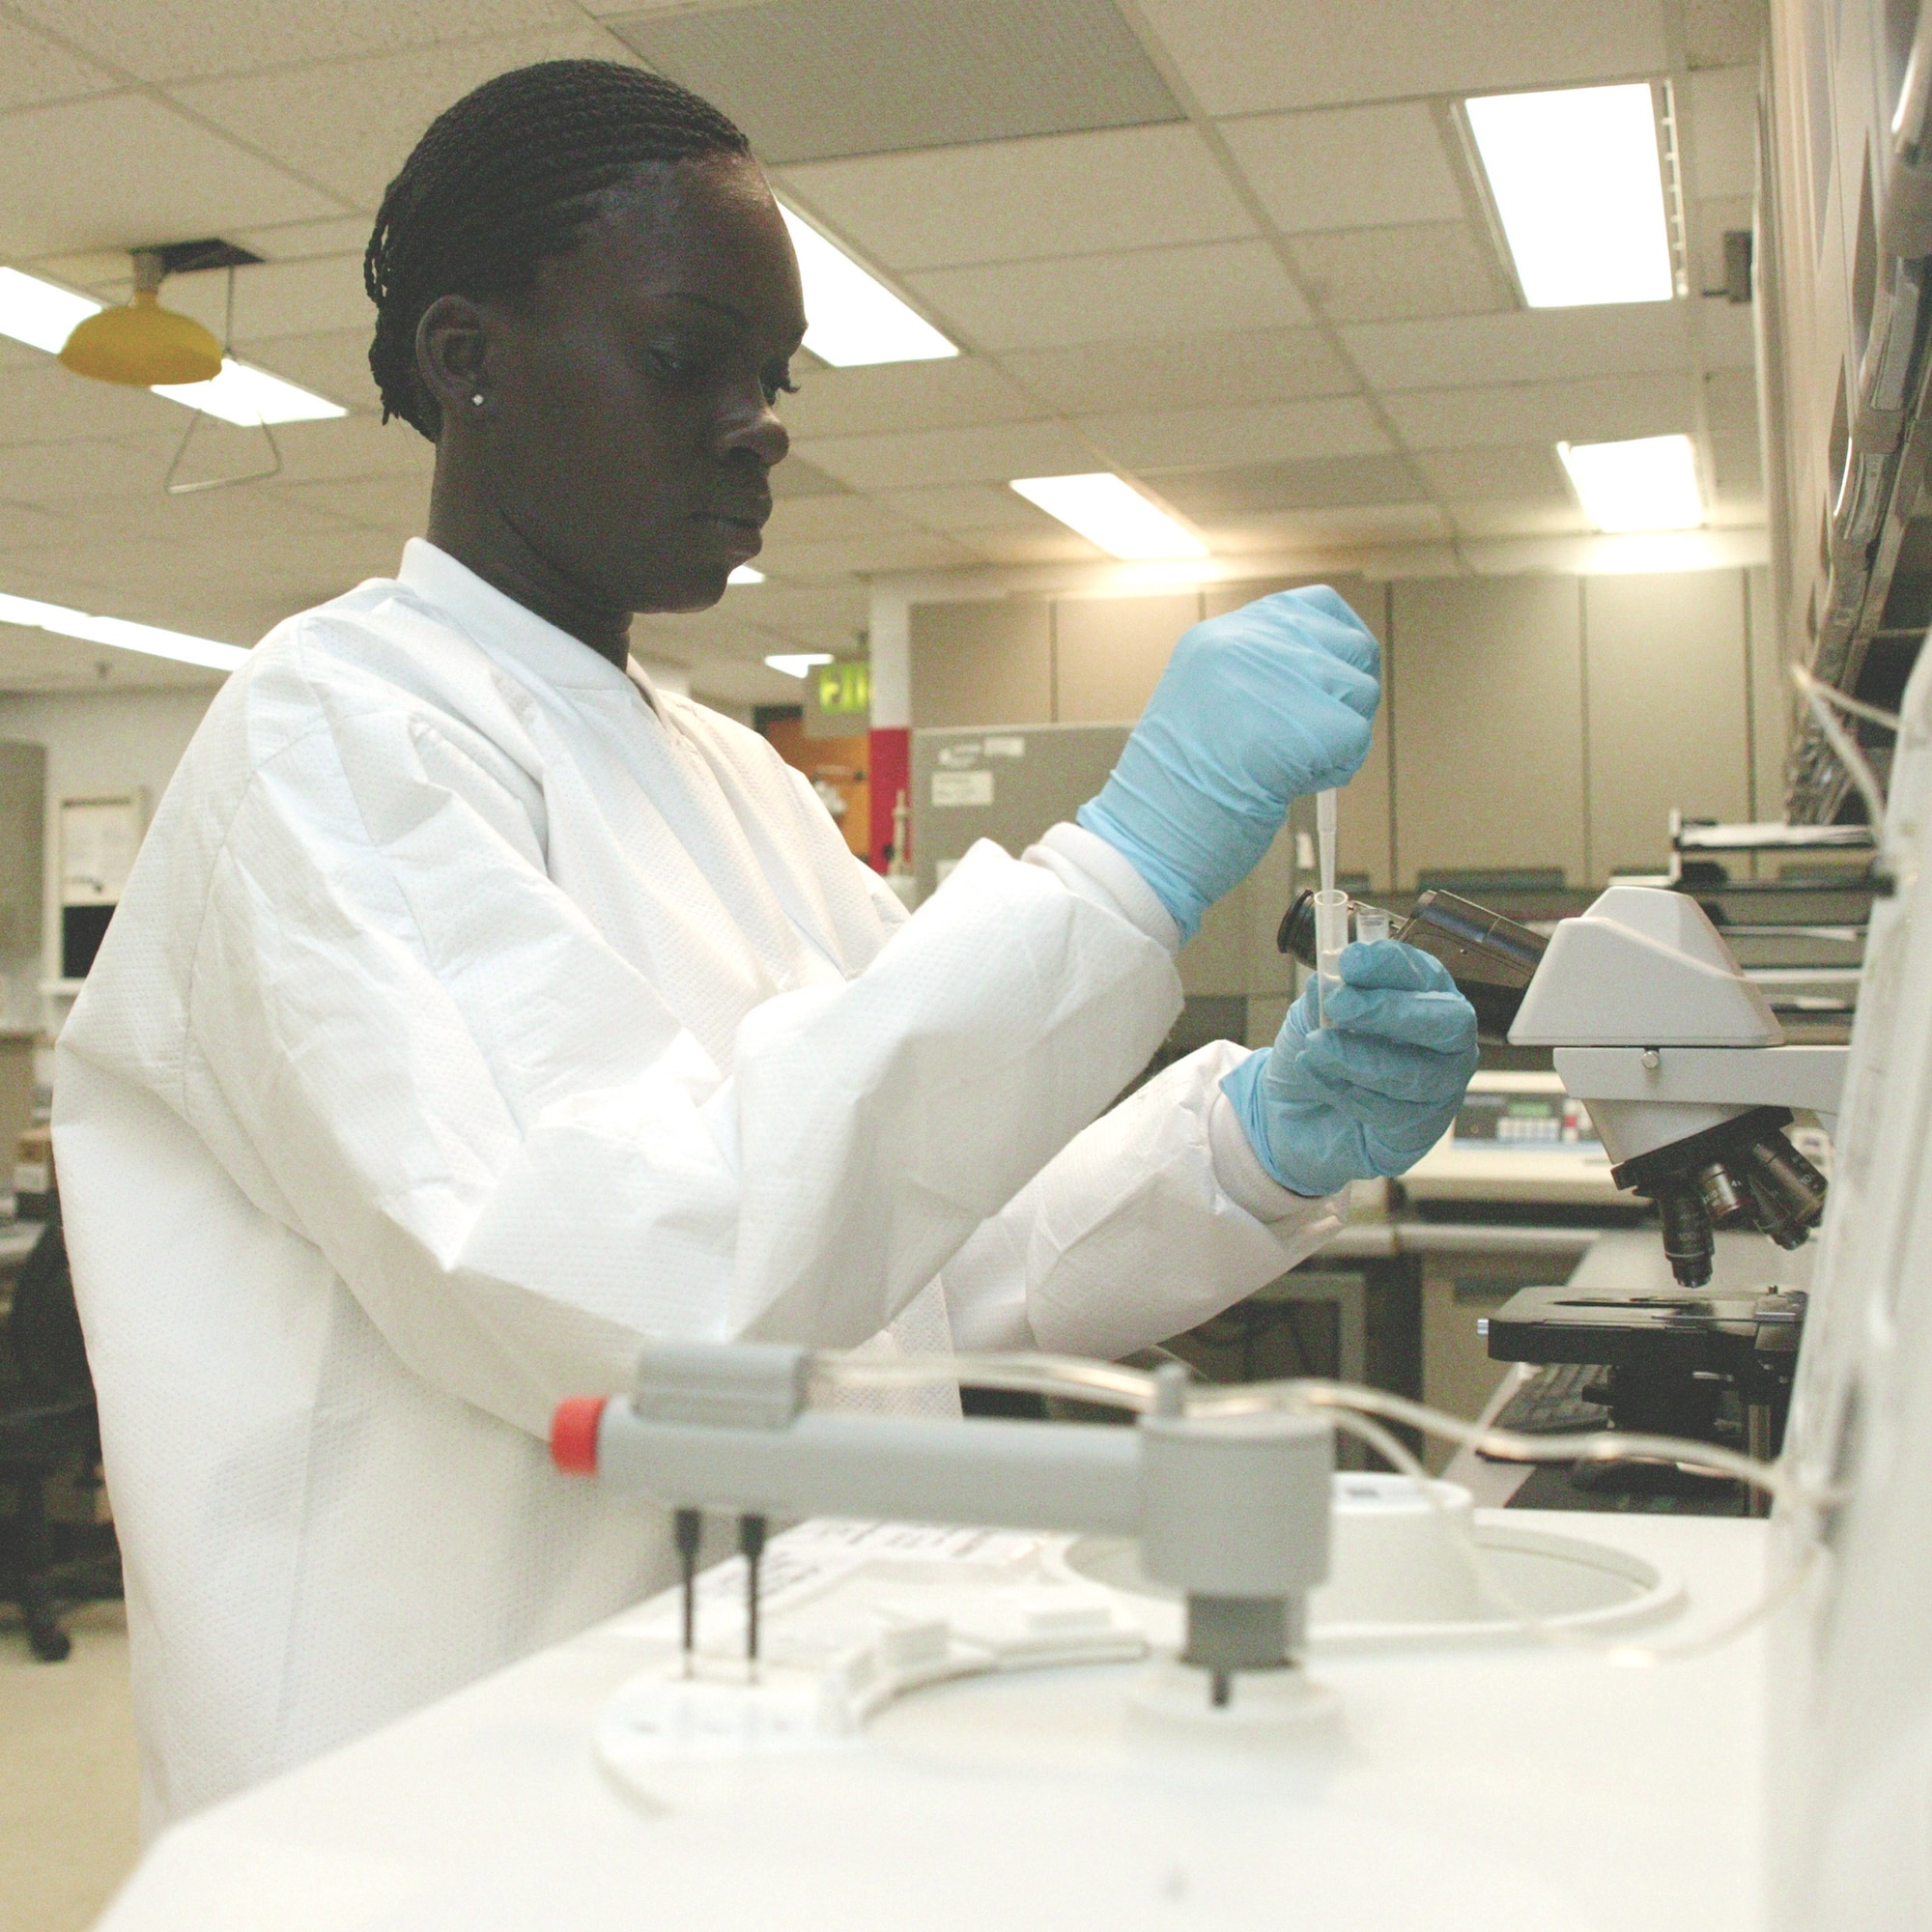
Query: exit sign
816,660,870,717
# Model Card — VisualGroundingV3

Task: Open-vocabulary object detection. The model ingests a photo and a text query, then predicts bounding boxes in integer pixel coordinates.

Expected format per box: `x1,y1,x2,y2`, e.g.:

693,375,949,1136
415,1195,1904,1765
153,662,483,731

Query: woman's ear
414,294,493,434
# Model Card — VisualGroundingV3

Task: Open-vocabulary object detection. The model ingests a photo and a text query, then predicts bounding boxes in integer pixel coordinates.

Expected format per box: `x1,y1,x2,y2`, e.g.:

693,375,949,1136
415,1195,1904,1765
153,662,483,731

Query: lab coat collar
396,539,647,697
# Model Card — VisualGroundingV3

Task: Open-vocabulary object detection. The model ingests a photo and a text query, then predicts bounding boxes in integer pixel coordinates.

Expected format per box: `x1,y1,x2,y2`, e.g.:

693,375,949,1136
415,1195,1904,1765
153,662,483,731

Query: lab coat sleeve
940,1039,1346,1360
125,703,1184,1438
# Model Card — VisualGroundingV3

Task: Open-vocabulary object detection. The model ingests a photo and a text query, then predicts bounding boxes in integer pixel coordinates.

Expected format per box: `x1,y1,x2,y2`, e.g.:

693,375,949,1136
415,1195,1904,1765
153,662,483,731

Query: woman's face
437,154,807,616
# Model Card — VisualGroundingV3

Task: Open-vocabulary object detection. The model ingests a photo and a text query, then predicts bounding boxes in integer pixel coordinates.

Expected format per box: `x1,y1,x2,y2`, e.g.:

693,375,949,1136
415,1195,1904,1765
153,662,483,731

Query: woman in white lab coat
53,62,1476,1827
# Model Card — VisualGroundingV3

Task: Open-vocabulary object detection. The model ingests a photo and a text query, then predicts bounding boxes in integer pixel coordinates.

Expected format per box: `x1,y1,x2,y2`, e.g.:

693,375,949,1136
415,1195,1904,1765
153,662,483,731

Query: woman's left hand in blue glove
1221,940,1479,1197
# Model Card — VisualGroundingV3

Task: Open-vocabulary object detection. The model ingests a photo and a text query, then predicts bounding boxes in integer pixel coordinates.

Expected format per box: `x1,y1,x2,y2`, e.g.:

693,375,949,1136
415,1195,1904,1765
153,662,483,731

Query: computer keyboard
1489,1361,1612,1440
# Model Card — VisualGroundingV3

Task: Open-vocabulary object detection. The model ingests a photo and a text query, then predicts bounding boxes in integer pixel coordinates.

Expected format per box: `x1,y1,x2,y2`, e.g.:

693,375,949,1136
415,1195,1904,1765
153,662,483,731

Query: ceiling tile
770,455,848,498
1149,454,1424,516
1414,445,1570,501
878,483,1060,533
1687,67,1759,201
1137,0,1665,116
260,414,437,484
0,13,118,111
7,0,584,82
1384,374,1697,449
996,327,1354,414
159,255,375,345
1691,294,1756,371
0,361,185,446
1079,396,1388,470
755,530,979,581
1199,502,1451,552
798,419,1096,491
1449,499,1592,538
780,357,1041,440
0,435,179,502
273,474,431,531
1681,0,1765,70
762,494,922,542
957,527,1105,564
0,93,340,257
680,655,816,709
777,124,1253,271
1220,104,1464,234
1288,221,1508,324
609,0,1179,165
1341,303,1690,391
0,500,70,552
54,485,357,544
231,214,383,261
709,581,868,651
172,26,633,210
1705,368,1759,440
911,242,1309,351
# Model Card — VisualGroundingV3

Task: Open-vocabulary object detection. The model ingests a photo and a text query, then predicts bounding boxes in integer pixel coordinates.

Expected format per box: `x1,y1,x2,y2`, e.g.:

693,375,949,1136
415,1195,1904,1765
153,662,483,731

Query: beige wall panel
1391,575,1587,888
909,598,1052,727
1178,874,1252,996
1583,571,1750,879
1052,592,1203,723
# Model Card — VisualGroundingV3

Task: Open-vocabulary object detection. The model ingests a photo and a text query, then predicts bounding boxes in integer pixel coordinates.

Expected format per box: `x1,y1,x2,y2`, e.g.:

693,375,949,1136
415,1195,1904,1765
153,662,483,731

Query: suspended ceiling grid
0,0,1766,699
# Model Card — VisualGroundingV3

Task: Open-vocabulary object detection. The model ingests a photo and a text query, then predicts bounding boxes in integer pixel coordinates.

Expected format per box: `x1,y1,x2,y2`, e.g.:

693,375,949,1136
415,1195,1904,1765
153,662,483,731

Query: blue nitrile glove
1076,586,1379,942
1221,940,1479,1197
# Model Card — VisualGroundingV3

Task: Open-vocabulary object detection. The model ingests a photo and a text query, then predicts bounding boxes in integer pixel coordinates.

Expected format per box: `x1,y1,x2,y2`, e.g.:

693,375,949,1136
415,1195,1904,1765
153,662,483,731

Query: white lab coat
53,540,1340,1828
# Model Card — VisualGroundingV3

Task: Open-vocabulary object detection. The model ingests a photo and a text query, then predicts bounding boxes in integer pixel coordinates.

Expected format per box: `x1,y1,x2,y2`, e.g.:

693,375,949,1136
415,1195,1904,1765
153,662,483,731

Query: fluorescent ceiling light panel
779,206,956,367
1465,84,1674,307
1557,434,1703,531
0,267,102,354
154,357,346,426
764,651,834,678
1009,472,1208,560
0,590,249,672
727,564,765,584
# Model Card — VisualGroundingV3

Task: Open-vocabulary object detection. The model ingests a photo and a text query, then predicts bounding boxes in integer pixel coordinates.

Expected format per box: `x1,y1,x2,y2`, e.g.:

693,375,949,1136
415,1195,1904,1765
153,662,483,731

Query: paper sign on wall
61,796,144,907
932,770,994,808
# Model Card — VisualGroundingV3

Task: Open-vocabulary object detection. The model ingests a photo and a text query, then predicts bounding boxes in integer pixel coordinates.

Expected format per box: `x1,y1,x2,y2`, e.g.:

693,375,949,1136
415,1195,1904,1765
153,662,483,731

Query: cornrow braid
365,60,751,439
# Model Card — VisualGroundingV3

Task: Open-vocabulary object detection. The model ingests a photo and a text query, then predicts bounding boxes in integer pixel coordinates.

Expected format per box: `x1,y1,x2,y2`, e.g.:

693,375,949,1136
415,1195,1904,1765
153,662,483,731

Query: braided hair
365,60,752,439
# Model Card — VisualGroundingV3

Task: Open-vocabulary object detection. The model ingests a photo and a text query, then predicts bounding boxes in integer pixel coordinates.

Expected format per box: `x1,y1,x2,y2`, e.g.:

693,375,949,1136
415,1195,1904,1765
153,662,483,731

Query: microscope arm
1555,1043,1847,1124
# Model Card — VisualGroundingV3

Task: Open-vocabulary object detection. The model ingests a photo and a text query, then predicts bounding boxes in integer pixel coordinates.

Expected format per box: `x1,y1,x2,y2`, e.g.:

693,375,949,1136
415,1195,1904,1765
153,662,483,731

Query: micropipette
1312,788,1348,1028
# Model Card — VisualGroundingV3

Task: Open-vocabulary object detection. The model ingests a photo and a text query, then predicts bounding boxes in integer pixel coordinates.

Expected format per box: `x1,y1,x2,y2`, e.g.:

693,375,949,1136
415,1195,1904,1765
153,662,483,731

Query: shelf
1674,819,1876,852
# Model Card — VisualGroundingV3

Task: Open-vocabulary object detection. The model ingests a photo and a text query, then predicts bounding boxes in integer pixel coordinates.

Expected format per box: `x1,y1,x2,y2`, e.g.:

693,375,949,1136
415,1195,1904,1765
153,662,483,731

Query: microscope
1506,885,1843,1289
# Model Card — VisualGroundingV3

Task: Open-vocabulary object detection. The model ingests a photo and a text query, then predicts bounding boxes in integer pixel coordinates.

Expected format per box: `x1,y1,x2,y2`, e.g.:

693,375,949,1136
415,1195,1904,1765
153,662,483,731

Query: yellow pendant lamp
59,247,222,386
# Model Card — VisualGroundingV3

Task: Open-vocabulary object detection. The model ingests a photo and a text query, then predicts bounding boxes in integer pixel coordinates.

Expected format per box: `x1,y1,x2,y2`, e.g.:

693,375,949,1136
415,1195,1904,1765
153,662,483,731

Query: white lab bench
97,1508,1768,1932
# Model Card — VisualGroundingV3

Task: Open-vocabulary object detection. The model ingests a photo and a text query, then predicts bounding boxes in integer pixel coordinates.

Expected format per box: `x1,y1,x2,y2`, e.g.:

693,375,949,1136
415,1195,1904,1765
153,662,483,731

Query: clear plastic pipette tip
1314,789,1341,1027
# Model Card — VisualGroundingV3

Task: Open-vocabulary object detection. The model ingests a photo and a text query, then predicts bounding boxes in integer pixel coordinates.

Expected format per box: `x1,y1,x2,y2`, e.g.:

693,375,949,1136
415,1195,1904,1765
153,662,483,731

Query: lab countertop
1322,1218,1606,1262
99,1510,1770,1932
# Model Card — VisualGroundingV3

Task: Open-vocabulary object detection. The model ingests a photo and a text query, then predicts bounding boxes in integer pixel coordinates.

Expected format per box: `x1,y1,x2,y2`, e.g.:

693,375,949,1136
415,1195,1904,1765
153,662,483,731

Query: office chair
0,1215,101,1662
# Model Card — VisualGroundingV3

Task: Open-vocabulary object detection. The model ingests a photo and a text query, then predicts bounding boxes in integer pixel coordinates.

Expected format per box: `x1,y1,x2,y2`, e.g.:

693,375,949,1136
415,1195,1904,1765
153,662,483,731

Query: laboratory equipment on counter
1278,886,1546,1040
1399,1070,1621,1208
1507,886,1843,1288
554,1342,1333,1710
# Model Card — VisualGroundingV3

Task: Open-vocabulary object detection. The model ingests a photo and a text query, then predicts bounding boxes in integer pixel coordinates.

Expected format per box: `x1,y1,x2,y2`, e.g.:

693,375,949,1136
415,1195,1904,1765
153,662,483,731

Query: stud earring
469,393,485,407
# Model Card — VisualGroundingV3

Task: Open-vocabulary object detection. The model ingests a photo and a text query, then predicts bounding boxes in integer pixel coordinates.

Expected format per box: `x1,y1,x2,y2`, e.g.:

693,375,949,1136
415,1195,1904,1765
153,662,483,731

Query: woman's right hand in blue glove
1077,586,1379,942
